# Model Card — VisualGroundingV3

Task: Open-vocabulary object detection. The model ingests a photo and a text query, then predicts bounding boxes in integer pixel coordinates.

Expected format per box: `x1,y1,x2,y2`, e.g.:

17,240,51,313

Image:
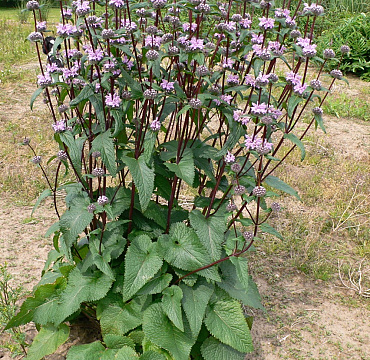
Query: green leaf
314,113,326,133
31,189,52,216
180,281,214,339
92,131,117,176
237,218,254,227
244,276,264,310
86,239,115,280
260,222,284,240
66,341,105,359
5,280,64,329
30,87,44,110
216,261,250,306
123,155,155,212
59,132,86,176
139,351,166,360
122,235,163,302
201,337,246,360
143,304,194,360
264,175,301,200
165,150,195,186
136,273,172,296
230,256,249,291
158,223,221,282
284,133,306,161
114,346,139,359
26,324,69,360
59,204,94,248
287,95,303,118
99,299,143,336
162,286,184,332
103,334,136,349
53,268,113,325
204,298,253,353
189,210,226,261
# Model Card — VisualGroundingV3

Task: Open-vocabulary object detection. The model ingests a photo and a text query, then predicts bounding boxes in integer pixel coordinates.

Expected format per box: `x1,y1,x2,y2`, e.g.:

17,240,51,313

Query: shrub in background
6,0,347,359
316,13,370,80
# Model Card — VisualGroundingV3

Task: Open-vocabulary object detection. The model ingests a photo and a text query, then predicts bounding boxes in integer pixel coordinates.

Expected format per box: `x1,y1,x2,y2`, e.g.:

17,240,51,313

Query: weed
0,263,28,356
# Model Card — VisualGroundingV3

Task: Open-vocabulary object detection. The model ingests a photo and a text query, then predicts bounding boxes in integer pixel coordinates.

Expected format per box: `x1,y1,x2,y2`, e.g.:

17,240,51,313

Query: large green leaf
139,351,166,360
263,175,301,200
162,286,184,332
66,342,105,359
5,280,64,329
158,223,221,282
53,268,113,325
92,131,117,176
26,324,69,360
229,256,249,291
200,337,246,360
189,210,226,261
204,298,253,352
180,281,214,339
165,149,195,186
99,299,143,336
142,304,194,360
216,261,250,306
123,155,155,212
122,235,163,302
59,202,94,248
136,273,172,296
103,334,135,349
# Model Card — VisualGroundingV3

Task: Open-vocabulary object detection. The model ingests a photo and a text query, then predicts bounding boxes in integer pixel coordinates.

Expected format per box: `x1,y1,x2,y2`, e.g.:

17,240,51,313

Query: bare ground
0,71,369,359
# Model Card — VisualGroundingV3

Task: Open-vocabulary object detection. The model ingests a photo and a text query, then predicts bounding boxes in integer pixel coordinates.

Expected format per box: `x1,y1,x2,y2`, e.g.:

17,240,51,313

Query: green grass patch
323,92,370,121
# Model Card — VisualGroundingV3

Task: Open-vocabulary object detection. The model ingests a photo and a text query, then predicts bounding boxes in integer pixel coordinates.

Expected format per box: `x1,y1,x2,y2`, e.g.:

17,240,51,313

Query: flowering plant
7,0,347,358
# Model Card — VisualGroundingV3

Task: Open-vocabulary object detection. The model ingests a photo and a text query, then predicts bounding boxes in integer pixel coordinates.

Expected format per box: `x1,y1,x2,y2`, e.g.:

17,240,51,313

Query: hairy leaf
53,268,113,325
123,155,155,212
136,273,172,296
143,304,194,360
103,334,135,349
5,280,64,329
99,299,143,336
139,351,166,360
200,337,246,360
66,342,105,359
204,298,253,352
26,324,69,360
162,286,184,332
165,149,195,186
189,210,226,261
180,281,214,339
158,223,221,282
122,235,163,302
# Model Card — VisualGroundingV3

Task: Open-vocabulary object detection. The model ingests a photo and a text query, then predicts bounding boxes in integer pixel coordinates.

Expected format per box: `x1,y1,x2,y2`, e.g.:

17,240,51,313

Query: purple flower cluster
105,93,122,108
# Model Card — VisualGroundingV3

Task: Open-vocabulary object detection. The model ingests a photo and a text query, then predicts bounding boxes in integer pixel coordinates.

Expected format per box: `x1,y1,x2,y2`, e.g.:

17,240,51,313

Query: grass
323,92,370,122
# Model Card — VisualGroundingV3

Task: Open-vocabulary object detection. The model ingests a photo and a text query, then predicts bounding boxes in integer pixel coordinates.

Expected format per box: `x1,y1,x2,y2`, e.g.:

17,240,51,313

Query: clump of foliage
316,13,370,80
6,0,346,359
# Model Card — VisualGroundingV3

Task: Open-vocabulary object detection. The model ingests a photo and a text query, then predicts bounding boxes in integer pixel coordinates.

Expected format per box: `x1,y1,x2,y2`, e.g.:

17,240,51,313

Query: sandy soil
0,72,369,359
